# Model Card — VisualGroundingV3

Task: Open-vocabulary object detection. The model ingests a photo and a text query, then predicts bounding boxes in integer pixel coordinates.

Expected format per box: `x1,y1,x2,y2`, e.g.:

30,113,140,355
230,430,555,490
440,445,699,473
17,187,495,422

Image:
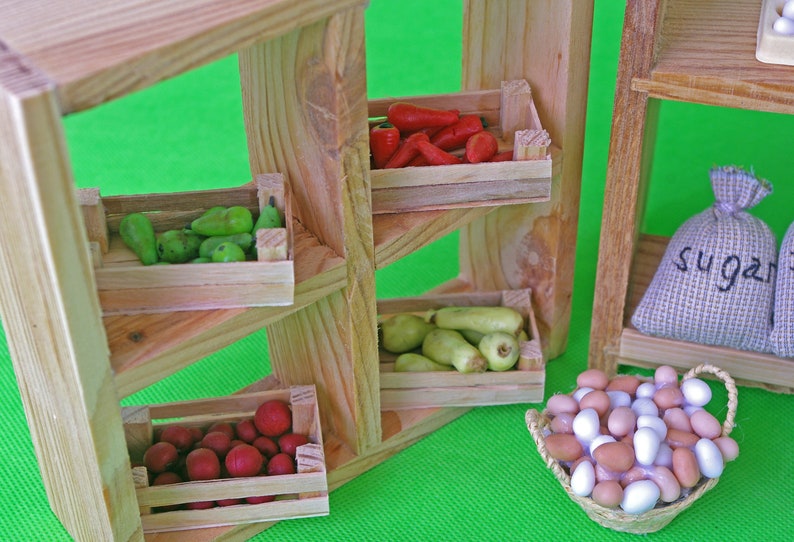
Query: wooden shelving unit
589,0,794,393
0,1,593,540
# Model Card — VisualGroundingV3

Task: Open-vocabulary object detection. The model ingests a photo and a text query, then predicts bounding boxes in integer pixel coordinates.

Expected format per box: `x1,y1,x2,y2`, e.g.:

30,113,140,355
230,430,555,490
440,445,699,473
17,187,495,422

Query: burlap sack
771,222,794,357
631,166,777,353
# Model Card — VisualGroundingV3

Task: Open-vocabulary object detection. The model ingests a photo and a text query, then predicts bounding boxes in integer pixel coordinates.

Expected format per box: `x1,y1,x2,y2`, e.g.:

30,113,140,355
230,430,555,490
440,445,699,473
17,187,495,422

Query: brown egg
607,406,637,438
593,441,635,473
654,365,679,387
620,465,647,488
546,394,579,416
663,407,692,432
605,375,641,396
577,369,610,390
713,436,740,462
672,447,701,488
648,465,681,503
690,410,722,439
570,455,594,474
653,386,684,410
545,433,584,462
666,428,699,449
579,390,611,418
550,412,576,434
592,480,624,508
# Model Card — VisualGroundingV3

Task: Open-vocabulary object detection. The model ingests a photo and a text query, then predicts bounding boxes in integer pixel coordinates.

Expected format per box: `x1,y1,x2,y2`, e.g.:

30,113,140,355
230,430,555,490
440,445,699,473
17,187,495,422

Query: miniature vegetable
369,122,401,169
119,212,158,265
429,114,485,151
383,132,430,169
191,205,253,236
415,140,463,165
465,131,499,163
386,102,459,132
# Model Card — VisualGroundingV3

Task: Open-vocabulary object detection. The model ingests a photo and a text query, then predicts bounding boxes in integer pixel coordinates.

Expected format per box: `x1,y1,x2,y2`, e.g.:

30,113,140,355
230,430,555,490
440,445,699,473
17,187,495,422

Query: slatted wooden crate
123,385,327,533
367,79,558,214
378,288,545,409
80,173,294,315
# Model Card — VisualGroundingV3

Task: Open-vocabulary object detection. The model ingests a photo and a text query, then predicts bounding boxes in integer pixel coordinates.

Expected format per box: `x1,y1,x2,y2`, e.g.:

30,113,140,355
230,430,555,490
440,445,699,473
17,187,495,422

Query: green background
2,1,793,540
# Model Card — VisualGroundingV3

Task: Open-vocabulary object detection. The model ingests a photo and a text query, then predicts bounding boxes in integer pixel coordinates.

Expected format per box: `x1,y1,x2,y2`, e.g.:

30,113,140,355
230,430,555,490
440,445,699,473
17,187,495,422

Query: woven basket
526,363,738,534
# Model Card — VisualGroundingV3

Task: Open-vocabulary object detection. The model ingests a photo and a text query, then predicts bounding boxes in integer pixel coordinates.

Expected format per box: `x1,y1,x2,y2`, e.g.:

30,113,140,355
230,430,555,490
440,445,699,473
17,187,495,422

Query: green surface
1,1,793,540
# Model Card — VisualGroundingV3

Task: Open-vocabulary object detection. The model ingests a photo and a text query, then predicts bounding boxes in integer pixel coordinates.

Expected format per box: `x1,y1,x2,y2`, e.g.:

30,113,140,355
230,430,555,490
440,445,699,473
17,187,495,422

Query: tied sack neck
711,165,772,217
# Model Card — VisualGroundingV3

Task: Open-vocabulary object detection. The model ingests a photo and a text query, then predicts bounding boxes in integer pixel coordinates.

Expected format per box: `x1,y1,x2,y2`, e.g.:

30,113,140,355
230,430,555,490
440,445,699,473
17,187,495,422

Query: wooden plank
0,0,368,114
460,0,594,360
0,49,142,541
588,0,666,376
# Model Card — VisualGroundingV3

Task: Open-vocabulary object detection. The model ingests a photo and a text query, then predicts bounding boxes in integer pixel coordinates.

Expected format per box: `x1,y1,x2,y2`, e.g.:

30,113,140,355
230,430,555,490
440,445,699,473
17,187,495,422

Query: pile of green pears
119,197,281,265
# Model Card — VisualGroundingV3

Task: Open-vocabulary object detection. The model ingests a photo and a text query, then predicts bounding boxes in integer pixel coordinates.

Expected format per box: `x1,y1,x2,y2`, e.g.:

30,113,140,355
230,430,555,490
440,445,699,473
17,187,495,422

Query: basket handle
682,363,737,437
525,409,571,484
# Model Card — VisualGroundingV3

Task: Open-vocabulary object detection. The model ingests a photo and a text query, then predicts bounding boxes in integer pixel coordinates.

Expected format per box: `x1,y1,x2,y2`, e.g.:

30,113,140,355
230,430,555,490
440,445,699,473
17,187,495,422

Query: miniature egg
547,393,579,416
683,404,704,417
695,438,724,479
774,15,794,35
666,428,700,449
592,480,624,508
550,412,576,434
572,386,594,403
606,375,641,395
620,480,661,514
579,390,611,417
621,465,647,488
607,406,637,438
713,436,740,462
545,433,584,462
654,442,674,469
595,462,624,482
593,441,635,473
577,368,610,390
653,365,679,387
784,0,794,20
680,378,712,407
571,460,596,497
663,407,693,432
690,409,722,439
631,397,660,418
572,408,601,442
607,390,632,409
636,414,668,441
672,447,701,488
648,465,681,503
589,434,617,455
633,426,660,466
635,381,657,399
653,386,684,410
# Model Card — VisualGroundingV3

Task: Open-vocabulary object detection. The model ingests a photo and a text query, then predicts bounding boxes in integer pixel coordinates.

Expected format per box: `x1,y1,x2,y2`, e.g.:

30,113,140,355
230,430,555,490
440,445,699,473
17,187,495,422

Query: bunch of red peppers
369,102,512,169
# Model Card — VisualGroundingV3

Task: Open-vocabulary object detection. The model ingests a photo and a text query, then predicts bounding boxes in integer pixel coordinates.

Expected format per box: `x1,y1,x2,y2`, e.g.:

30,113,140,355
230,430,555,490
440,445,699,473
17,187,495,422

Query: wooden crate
122,385,328,533
378,288,545,409
367,79,557,214
80,173,294,315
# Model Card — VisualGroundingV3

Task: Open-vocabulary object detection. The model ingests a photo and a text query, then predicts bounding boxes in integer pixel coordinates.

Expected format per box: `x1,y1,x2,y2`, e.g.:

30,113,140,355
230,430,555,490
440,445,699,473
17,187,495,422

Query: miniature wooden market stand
589,0,794,393
0,1,593,539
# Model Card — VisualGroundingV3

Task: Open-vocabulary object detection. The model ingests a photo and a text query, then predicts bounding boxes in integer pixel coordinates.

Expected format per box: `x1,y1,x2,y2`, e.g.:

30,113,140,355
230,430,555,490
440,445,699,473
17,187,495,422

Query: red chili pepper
488,150,514,162
369,122,400,169
416,140,463,166
465,131,499,163
386,102,459,132
383,132,430,169
429,114,486,151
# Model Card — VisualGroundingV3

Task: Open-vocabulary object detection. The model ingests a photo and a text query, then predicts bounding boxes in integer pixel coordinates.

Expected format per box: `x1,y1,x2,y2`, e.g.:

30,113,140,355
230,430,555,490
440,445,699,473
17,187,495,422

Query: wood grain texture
0,0,367,114
588,0,666,376
0,54,142,541
460,0,593,359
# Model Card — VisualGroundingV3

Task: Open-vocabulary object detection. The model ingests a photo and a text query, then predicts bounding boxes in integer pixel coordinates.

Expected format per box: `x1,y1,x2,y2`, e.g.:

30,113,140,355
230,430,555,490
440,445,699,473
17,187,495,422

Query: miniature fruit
201,431,233,458
234,419,259,443
211,241,246,262
119,212,158,265
143,441,179,473
199,232,253,258
421,328,487,373
393,352,453,372
186,448,221,481
478,331,520,371
225,444,265,477
426,306,524,336
278,433,309,458
252,435,280,459
266,452,296,475
158,425,194,452
252,196,282,232
379,313,436,353
156,229,203,263
254,400,292,437
191,206,253,236
207,422,235,439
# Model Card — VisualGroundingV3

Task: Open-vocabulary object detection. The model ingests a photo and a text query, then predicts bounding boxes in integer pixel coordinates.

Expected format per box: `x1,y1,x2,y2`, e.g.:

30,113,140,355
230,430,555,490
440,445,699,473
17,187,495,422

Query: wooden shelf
632,0,794,114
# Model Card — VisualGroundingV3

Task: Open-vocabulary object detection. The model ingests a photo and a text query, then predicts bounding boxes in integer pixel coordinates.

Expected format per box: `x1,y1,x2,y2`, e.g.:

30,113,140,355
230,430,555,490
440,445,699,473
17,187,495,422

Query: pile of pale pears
378,306,528,373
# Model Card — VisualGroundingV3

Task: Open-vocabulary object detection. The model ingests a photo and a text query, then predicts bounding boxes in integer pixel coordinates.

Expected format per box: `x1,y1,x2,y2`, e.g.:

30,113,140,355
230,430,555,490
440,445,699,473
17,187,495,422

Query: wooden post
239,8,381,454
459,0,594,359
0,47,142,541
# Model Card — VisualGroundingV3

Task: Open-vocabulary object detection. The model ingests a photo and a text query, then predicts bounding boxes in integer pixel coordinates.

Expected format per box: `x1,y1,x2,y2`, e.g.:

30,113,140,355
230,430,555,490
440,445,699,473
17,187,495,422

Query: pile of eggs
542,366,738,515
773,1,794,35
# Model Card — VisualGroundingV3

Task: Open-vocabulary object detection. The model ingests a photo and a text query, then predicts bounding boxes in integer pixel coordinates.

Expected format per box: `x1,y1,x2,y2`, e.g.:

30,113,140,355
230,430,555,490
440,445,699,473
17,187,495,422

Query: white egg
631,397,660,418
607,390,632,409
620,480,661,514
589,434,617,456
573,386,594,403
570,460,596,497
773,16,794,36
637,414,668,441
654,442,674,469
572,408,601,442
695,438,725,479
783,1,794,21
634,426,661,466
681,378,712,407
636,381,657,399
